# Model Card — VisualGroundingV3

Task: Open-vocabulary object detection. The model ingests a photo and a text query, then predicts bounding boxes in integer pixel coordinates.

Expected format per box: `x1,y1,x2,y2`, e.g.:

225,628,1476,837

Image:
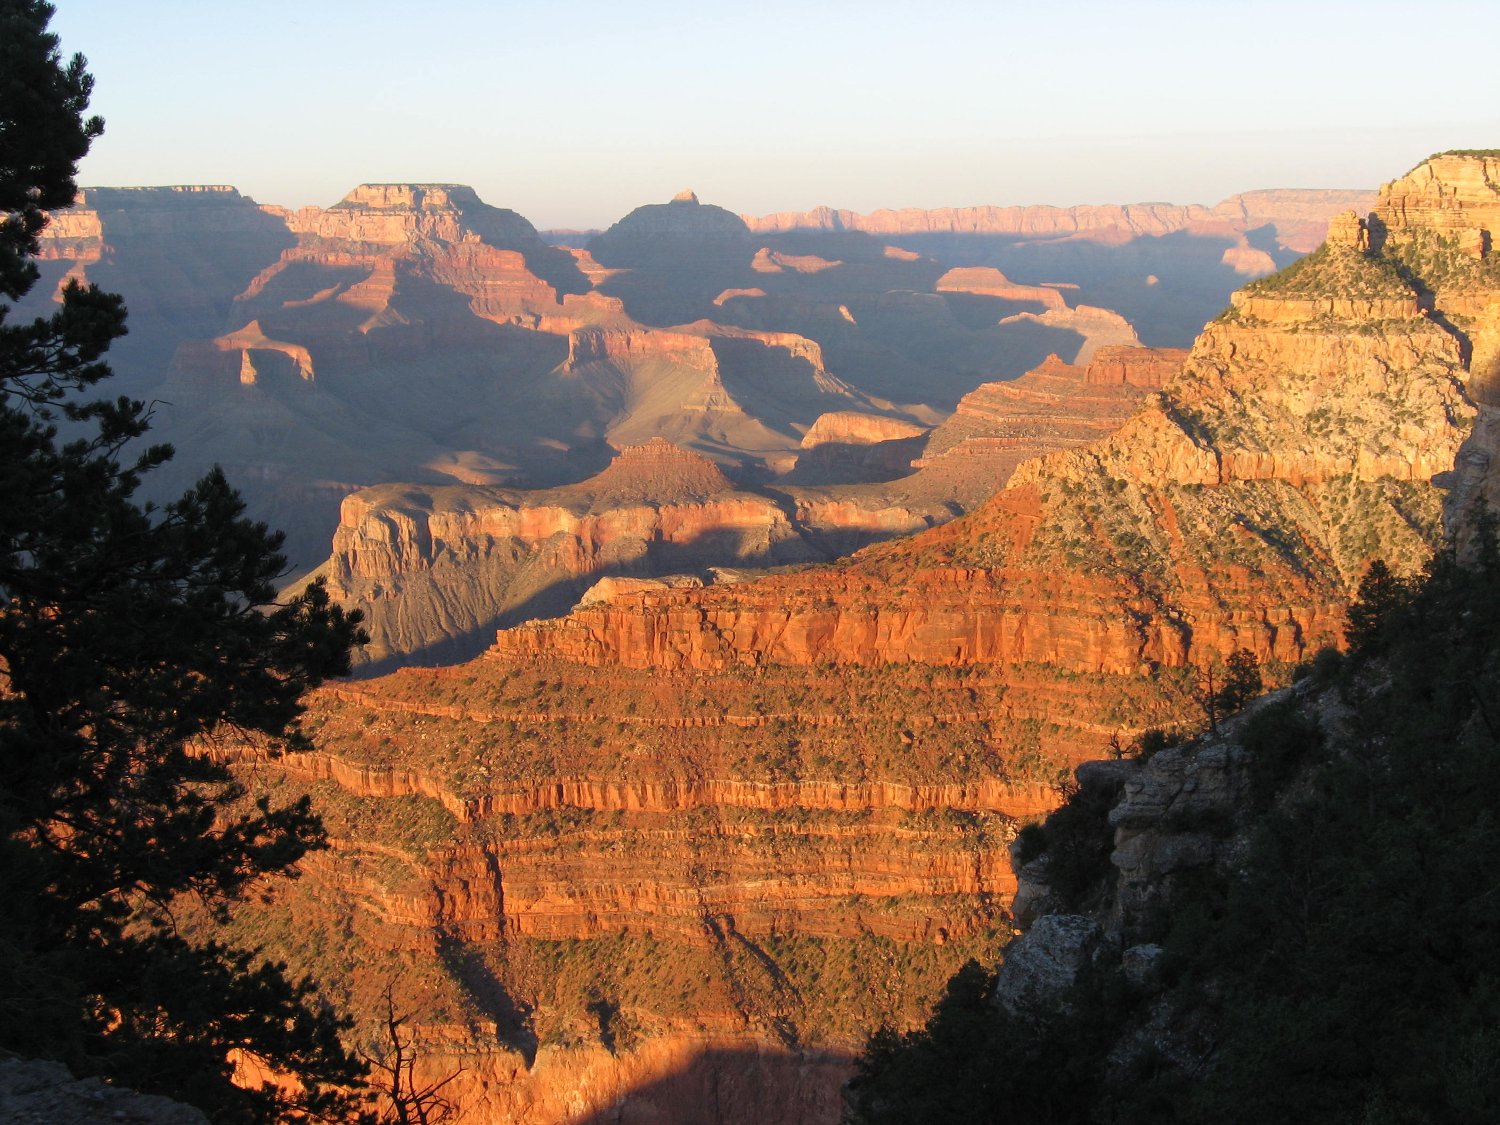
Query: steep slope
325,348,1170,669
325,439,815,669
850,293,1500,1122
211,159,1480,1123
747,189,1377,348
27,183,1360,572
129,186,910,567
496,206,1468,687
19,185,295,390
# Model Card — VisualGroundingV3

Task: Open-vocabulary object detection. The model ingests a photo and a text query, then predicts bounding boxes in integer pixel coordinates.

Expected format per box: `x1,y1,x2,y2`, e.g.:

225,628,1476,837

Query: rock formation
935,266,1068,311
987,355,1500,1112
19,185,296,385
494,156,1479,694
0,1057,208,1125
746,189,1374,351
196,157,1487,1124
25,179,1368,573
912,347,1179,487
745,189,1376,249
325,440,814,668
325,341,1173,670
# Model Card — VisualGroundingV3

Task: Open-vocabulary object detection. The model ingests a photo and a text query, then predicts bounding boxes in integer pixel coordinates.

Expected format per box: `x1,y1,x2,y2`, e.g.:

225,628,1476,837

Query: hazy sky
51,0,1500,230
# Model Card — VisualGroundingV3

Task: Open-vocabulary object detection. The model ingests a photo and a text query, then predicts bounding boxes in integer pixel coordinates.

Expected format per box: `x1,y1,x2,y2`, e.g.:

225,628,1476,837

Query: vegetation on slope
845,526,1500,1123
1236,241,1413,301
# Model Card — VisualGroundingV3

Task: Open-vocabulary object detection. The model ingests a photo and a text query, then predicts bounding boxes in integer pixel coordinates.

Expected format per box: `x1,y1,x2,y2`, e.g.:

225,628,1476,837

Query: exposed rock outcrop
328,338,1182,669
909,349,1174,492
800,412,928,448
745,189,1375,251
493,154,1482,731
0,1057,208,1125
326,440,815,667
936,266,1068,311
197,156,1493,1125
31,178,1355,573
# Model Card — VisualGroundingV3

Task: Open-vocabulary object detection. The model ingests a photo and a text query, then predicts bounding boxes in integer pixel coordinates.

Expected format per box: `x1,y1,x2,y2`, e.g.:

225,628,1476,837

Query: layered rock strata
28,180,1366,574
55,169,1451,1122
495,155,1484,728
326,339,1170,669
746,189,1376,253
327,440,817,667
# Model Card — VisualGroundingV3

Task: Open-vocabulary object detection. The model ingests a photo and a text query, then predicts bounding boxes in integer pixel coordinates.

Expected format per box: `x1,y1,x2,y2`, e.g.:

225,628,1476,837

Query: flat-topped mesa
562,323,719,368
38,185,246,241
289,182,545,249
333,183,482,211
745,189,1377,249
936,266,1067,311
800,412,928,448
29,186,300,353
38,185,285,251
751,247,842,274
579,437,736,501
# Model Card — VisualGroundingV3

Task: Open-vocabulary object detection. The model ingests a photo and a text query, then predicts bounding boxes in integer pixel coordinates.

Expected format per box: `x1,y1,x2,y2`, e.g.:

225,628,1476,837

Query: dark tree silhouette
361,984,462,1125
1197,647,1263,733
0,3,369,1120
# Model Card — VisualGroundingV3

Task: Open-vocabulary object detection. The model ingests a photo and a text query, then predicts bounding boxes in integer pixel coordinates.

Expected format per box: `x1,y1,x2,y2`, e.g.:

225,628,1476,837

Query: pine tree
1,3,369,1119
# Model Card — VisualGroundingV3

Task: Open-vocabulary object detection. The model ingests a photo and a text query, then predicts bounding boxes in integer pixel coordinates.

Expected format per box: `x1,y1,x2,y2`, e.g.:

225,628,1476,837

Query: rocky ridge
745,189,1376,252
29,182,1363,571
325,343,1173,668
219,157,1460,1118
493,156,1482,695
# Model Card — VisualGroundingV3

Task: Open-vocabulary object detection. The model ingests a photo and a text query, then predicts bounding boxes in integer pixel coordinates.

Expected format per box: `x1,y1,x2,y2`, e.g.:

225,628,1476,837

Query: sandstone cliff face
216,644,1061,1124
745,189,1375,250
31,179,1359,575
494,156,1484,722
195,159,1493,1125
326,339,1173,669
906,349,1175,501
23,186,296,377
327,441,822,667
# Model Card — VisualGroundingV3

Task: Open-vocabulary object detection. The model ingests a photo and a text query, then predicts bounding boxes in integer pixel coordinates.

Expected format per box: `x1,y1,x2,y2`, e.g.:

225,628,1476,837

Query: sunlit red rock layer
325,343,1174,668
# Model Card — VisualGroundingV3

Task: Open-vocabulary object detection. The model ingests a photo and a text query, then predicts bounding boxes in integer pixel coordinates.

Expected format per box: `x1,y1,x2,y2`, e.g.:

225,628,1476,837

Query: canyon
26,181,1360,571
197,153,1497,1123
325,346,1170,669
12,159,1412,1123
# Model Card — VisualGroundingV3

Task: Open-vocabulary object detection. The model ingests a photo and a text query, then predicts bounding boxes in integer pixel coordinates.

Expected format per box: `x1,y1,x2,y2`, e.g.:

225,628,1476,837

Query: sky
50,0,1500,231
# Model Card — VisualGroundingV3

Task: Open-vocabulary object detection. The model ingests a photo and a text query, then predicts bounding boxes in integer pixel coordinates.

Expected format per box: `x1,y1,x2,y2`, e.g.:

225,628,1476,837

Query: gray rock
1122,943,1166,988
0,1057,208,1125
994,914,1104,1017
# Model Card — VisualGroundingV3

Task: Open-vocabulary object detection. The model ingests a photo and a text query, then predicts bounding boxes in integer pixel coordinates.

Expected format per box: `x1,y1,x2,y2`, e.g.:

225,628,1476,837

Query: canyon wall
745,189,1375,248
29,172,1417,1122
326,344,1173,668
494,157,1483,686
29,180,1365,572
